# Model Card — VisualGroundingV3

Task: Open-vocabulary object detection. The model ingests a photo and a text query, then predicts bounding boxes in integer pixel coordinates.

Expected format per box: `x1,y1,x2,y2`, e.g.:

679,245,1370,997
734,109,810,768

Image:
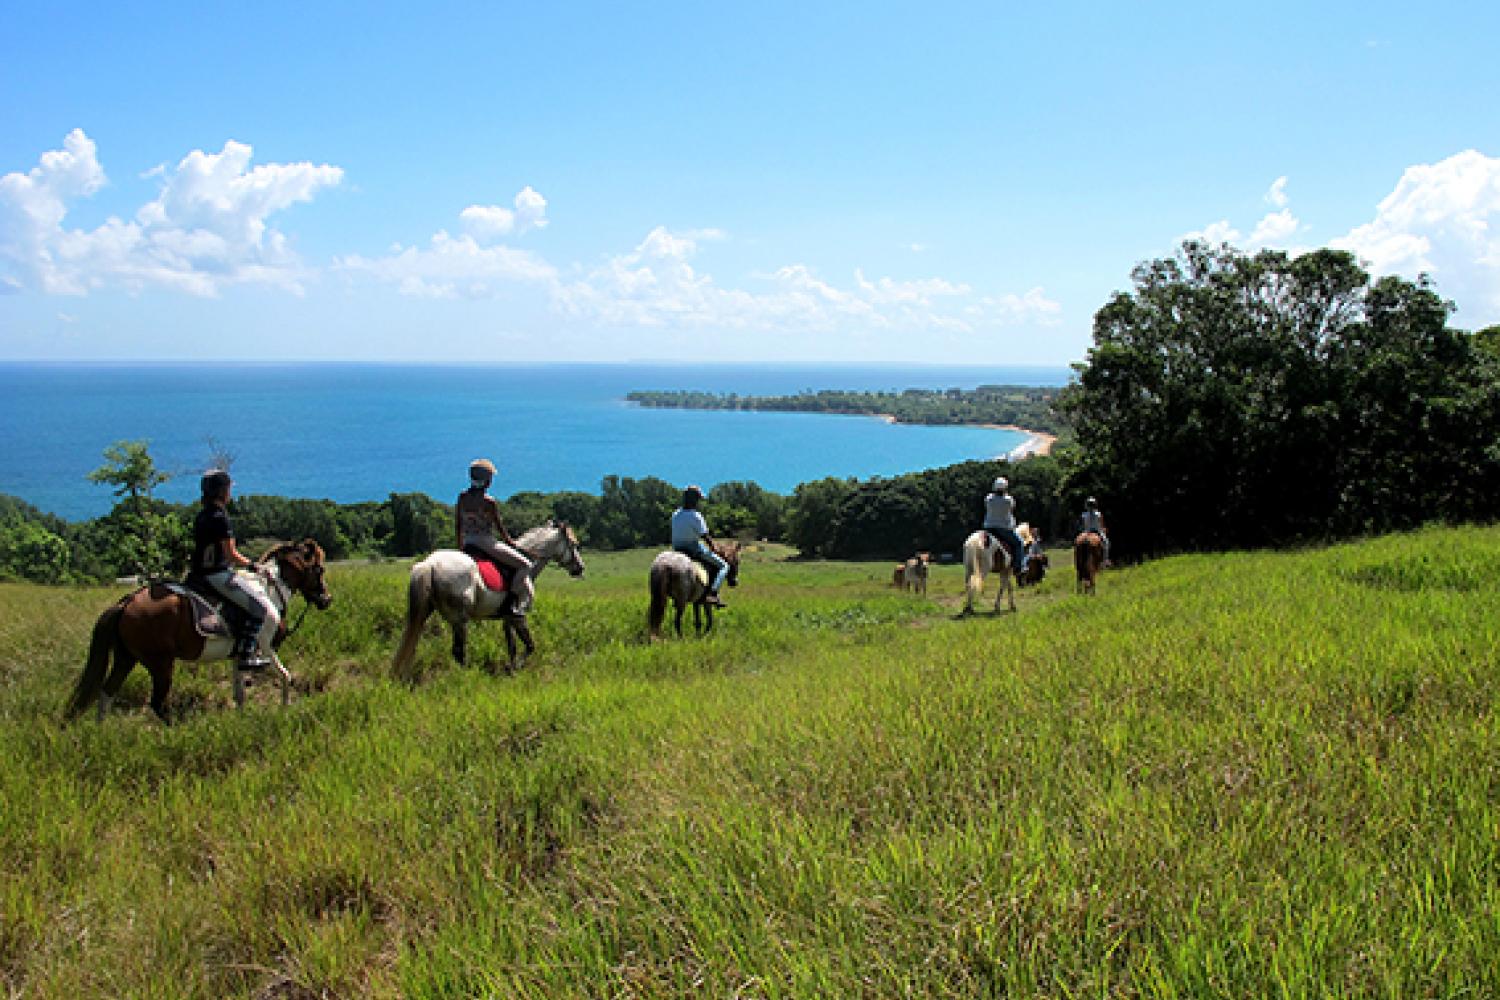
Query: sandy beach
875,413,1055,461
989,424,1057,461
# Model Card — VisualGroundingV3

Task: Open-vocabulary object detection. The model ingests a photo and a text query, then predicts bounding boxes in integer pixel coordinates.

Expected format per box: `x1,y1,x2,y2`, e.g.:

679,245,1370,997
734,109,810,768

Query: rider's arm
487,498,516,545
454,505,464,550
223,537,254,569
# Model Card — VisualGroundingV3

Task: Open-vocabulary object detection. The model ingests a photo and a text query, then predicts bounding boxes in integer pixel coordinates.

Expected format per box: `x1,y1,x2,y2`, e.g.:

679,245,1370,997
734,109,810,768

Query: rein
254,555,314,639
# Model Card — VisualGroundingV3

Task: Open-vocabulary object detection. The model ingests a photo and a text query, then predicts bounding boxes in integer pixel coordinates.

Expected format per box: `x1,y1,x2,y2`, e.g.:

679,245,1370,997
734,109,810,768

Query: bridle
255,553,320,639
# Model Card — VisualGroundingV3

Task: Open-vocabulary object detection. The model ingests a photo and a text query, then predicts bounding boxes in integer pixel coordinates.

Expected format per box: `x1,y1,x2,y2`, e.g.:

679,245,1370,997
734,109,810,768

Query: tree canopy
1059,241,1500,557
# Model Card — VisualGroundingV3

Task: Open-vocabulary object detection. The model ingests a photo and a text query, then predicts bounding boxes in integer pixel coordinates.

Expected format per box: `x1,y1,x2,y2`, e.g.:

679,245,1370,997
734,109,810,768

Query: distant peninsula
625,384,1066,436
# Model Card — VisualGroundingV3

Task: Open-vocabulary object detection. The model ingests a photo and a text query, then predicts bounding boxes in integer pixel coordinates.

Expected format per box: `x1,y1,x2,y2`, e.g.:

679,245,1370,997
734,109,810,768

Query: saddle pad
475,559,505,592
163,582,231,638
463,546,509,592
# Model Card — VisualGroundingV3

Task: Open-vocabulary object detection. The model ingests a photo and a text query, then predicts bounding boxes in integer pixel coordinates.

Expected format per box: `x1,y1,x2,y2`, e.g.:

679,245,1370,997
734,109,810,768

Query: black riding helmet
200,469,232,500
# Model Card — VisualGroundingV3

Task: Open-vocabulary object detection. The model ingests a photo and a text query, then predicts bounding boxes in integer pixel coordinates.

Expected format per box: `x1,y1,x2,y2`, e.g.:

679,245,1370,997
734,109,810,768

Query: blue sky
3,1,1498,365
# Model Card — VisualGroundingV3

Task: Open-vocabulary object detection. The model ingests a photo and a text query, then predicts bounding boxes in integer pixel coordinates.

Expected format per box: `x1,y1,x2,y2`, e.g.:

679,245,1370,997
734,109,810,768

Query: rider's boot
233,629,270,672
703,590,726,608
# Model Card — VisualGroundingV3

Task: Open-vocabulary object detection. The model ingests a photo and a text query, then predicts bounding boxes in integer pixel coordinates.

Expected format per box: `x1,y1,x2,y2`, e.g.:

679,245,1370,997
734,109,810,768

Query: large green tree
1059,242,1500,556
86,440,186,578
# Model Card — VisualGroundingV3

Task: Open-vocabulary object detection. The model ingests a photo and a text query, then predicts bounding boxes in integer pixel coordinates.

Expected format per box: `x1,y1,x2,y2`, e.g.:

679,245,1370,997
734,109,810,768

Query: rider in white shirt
982,476,1026,575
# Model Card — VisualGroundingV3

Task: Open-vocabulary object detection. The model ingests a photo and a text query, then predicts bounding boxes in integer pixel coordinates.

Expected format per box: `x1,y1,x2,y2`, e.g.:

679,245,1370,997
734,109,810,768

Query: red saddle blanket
464,546,511,592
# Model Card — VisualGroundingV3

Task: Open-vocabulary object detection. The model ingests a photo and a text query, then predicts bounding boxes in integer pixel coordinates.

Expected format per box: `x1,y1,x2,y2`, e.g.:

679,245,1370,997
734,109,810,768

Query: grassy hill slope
2,529,1497,997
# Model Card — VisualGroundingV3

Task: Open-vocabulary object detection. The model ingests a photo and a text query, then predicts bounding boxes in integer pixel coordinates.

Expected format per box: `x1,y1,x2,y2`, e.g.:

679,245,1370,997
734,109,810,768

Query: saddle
165,581,241,639
463,545,517,594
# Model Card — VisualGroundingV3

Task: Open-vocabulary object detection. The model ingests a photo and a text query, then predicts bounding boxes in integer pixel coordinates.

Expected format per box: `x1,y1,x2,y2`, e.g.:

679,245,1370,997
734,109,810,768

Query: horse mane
259,539,324,565
515,521,565,551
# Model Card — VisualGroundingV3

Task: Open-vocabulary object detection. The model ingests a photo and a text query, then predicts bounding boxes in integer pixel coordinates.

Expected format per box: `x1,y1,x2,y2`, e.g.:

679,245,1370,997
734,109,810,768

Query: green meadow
2,527,1497,998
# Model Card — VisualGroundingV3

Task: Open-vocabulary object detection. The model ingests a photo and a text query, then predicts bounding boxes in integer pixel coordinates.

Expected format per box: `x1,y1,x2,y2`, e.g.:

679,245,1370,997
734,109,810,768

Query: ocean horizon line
0,358,1076,378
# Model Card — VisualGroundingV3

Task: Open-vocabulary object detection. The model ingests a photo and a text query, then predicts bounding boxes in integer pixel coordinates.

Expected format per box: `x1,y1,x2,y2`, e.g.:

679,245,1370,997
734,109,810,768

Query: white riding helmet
992,477,1009,492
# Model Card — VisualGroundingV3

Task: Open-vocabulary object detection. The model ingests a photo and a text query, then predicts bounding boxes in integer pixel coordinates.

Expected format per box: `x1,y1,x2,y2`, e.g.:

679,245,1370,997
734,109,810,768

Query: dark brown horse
1074,531,1104,595
1019,551,1049,587
66,540,333,723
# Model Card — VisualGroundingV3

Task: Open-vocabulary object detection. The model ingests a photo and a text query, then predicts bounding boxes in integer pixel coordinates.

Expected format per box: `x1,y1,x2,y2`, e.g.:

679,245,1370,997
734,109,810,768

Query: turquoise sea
0,363,1070,521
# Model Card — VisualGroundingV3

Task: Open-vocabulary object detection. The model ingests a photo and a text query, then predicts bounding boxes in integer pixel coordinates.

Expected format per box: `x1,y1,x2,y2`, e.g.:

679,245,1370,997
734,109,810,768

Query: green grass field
2,528,1497,998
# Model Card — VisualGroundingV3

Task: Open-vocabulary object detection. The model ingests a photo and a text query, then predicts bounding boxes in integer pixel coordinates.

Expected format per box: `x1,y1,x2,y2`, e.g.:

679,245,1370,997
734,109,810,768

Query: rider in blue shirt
671,485,727,607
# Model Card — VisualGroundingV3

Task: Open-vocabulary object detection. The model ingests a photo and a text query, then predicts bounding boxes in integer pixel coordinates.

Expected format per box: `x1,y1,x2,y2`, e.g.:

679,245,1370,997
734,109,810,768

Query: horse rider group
983,477,1109,575
190,458,1097,673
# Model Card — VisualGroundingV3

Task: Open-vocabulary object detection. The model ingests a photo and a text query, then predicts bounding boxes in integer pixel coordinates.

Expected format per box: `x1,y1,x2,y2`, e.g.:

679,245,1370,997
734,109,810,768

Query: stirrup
234,638,270,672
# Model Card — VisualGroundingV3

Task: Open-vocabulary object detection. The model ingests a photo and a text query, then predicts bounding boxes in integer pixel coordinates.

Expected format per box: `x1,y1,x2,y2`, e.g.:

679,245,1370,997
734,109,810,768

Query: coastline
874,412,1055,461
990,424,1057,461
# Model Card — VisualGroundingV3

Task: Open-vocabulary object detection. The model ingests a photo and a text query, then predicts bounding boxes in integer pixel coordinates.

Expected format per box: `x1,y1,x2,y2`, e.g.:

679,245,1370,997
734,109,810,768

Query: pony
961,530,1015,614
1074,531,1105,595
1016,524,1048,587
65,539,333,723
648,542,741,639
391,521,584,679
903,552,930,595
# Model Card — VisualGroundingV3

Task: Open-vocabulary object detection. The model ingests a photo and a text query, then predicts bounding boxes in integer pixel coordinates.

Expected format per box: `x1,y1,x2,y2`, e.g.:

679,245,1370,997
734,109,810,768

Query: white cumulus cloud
459,185,549,240
337,230,556,299
551,226,1060,335
0,130,342,296
1332,149,1500,324
1265,176,1289,208
1182,176,1303,252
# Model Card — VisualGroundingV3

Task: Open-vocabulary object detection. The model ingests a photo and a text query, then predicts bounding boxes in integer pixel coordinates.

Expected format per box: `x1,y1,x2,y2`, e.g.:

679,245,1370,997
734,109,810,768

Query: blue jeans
676,542,728,592
985,526,1024,573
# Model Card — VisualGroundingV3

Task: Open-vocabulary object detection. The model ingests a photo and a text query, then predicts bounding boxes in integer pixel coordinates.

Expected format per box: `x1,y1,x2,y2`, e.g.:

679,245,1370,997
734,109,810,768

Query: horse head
555,521,586,578
519,520,586,578
717,541,742,588
266,538,334,609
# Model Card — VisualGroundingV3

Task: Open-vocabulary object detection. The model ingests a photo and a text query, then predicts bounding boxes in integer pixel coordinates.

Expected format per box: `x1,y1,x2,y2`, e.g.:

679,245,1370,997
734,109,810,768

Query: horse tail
1074,533,1097,593
648,561,669,638
66,602,125,720
392,559,435,680
964,540,986,595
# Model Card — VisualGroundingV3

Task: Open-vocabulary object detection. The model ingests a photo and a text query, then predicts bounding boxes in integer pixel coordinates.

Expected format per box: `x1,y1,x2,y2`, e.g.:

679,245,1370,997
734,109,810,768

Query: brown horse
1074,531,1104,595
648,542,741,638
66,540,333,723
902,552,930,595
1019,551,1049,587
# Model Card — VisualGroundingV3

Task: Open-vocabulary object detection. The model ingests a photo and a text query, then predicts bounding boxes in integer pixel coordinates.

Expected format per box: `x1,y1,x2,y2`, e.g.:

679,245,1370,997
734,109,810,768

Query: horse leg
451,619,468,666
98,648,138,721
693,603,703,634
508,618,533,671
674,602,686,638
704,605,714,635
232,667,247,710
270,654,293,706
146,658,175,724
499,620,517,673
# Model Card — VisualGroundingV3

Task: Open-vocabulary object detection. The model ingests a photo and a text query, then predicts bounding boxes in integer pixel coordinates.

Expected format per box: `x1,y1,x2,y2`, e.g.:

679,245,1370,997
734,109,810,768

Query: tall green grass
2,529,1497,997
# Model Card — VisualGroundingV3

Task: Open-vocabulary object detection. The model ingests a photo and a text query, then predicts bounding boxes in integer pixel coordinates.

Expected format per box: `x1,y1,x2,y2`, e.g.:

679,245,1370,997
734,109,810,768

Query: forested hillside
626,385,1065,434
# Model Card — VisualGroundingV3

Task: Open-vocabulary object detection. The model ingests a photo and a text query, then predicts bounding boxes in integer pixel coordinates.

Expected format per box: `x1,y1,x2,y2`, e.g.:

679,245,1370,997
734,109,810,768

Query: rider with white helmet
1081,496,1111,566
982,475,1026,576
455,458,536,613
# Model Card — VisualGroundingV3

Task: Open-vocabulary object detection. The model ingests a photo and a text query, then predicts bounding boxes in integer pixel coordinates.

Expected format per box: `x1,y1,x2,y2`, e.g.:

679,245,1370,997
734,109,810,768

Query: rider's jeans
677,542,728,592
204,568,280,653
985,525,1024,571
